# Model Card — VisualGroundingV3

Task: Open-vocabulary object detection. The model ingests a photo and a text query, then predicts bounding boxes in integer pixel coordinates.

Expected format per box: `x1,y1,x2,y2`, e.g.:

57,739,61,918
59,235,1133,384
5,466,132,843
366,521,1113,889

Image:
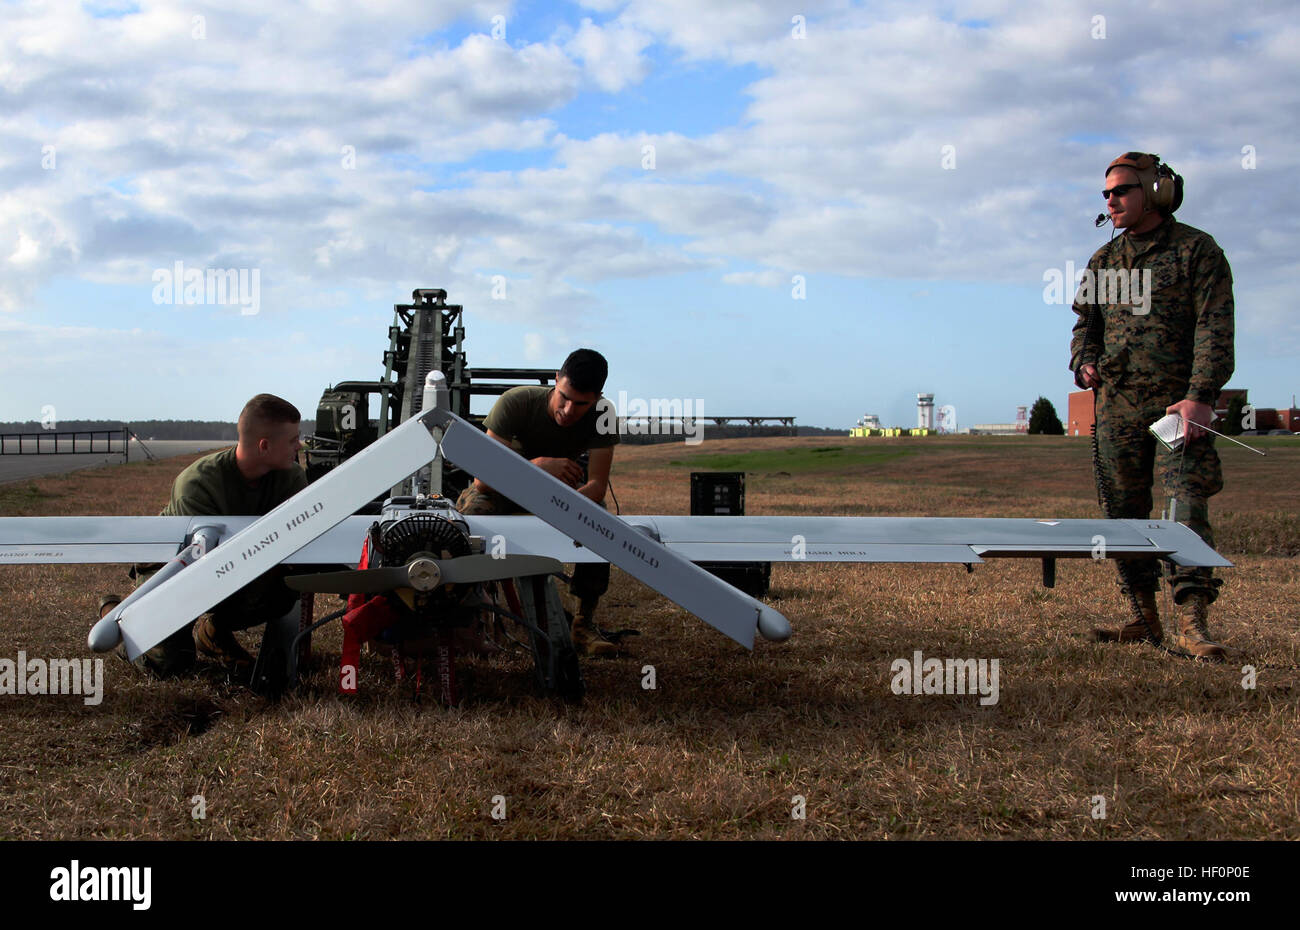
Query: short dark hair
238,393,300,441
559,348,608,394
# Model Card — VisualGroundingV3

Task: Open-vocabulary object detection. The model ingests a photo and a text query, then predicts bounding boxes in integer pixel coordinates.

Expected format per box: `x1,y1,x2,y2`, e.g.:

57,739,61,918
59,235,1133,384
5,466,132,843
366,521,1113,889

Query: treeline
0,420,317,440
619,425,846,446
796,426,850,437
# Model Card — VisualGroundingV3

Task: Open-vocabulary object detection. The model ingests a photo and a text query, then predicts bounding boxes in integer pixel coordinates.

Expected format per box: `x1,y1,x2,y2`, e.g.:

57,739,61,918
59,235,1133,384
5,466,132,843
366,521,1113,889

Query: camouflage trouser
454,484,610,603
127,563,300,675
1094,385,1224,604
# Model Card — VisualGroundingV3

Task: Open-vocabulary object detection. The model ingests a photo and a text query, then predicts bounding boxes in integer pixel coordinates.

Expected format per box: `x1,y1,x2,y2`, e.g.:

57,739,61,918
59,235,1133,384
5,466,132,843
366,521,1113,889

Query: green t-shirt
483,386,618,461
161,447,308,517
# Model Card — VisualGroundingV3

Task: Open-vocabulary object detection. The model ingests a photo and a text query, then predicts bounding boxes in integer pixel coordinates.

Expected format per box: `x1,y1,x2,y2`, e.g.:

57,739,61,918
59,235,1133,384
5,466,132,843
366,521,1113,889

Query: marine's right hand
533,456,585,487
1078,363,1101,388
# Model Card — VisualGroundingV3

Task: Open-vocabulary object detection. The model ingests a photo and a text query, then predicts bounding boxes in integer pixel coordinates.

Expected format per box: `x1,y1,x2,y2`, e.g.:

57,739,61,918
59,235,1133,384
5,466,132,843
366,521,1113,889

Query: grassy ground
0,435,1296,839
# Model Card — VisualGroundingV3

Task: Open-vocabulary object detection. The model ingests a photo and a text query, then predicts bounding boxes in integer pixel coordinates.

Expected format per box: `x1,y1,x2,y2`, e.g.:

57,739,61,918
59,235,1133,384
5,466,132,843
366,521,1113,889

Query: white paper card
1149,413,1185,451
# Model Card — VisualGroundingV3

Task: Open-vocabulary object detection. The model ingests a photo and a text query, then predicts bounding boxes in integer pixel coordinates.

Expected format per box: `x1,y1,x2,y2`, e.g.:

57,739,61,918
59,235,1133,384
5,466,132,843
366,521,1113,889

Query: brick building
1064,389,1292,436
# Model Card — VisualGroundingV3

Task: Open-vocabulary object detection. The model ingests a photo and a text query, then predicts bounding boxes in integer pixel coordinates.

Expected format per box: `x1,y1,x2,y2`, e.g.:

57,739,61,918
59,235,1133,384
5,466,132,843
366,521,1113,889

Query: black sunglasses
1102,183,1139,200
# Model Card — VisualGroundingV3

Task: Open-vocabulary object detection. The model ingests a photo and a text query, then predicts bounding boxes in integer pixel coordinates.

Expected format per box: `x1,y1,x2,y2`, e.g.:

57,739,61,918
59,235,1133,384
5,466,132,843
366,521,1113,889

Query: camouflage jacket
1069,219,1234,405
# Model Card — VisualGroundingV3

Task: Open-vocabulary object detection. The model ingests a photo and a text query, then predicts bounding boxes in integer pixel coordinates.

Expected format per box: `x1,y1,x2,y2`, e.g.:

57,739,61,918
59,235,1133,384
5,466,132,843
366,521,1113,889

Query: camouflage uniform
1070,218,1234,603
133,448,307,673
456,385,619,609
456,385,623,659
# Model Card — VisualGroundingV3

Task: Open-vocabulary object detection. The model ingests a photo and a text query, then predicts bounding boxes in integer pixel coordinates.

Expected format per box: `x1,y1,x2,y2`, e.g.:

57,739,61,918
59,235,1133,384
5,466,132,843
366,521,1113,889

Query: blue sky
2,0,1296,430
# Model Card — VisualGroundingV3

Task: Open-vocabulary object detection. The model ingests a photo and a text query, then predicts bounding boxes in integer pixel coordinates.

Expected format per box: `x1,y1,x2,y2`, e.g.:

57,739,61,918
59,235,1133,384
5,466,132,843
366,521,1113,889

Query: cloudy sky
2,0,1296,430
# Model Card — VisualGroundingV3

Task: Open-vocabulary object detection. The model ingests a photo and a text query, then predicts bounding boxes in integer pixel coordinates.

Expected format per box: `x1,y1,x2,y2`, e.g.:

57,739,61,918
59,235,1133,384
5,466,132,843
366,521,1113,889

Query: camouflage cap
1107,152,1181,214
1106,151,1161,177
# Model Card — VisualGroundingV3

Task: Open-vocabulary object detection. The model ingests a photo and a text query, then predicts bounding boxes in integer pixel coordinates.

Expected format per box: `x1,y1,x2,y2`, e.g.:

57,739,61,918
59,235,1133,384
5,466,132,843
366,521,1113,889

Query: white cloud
370,34,581,119
722,270,784,288
609,0,851,61
8,232,39,266
565,18,652,92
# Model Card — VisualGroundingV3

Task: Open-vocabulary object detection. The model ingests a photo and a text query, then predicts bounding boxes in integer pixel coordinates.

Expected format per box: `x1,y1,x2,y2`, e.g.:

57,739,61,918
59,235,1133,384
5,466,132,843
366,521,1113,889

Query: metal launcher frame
305,287,559,502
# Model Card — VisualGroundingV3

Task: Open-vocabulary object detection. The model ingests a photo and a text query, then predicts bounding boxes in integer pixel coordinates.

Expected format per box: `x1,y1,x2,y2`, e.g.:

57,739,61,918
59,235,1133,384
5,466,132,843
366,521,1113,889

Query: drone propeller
287,565,413,595
96,413,444,660
437,554,563,584
286,554,563,594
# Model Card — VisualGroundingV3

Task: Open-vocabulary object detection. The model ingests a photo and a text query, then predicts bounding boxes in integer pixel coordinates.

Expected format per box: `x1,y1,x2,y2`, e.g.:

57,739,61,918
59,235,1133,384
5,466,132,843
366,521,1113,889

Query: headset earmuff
1149,159,1174,211
1145,156,1183,214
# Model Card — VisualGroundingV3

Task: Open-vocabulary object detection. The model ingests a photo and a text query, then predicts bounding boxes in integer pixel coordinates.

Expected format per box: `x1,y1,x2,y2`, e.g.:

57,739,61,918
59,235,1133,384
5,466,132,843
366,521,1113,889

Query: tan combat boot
570,599,619,658
194,615,254,670
1170,594,1225,660
1091,589,1162,645
102,591,202,676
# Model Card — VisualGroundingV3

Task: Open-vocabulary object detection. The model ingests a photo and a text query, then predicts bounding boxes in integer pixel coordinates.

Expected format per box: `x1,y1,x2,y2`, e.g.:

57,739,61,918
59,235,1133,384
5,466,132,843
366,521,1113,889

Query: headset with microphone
1093,152,1183,227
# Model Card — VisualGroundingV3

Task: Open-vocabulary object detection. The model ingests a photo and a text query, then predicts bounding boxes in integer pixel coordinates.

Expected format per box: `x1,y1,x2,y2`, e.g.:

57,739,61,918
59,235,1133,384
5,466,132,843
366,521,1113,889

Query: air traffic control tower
917,393,935,430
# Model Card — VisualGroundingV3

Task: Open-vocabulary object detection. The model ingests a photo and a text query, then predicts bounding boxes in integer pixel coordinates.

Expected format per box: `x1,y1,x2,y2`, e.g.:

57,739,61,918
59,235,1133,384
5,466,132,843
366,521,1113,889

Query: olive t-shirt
161,447,308,517
483,386,618,461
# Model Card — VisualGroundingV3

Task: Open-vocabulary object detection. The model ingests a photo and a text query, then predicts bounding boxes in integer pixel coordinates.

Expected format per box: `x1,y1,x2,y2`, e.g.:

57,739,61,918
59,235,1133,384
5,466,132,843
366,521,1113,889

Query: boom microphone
1095,213,1111,227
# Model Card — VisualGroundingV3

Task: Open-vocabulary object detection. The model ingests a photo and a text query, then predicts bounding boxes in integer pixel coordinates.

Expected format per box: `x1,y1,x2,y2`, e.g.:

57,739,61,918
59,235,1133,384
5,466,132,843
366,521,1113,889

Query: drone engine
369,513,475,617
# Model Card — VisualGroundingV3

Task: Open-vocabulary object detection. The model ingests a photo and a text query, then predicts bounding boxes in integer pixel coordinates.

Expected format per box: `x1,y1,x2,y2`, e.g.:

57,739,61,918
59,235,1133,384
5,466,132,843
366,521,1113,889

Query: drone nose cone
88,614,122,652
756,603,792,642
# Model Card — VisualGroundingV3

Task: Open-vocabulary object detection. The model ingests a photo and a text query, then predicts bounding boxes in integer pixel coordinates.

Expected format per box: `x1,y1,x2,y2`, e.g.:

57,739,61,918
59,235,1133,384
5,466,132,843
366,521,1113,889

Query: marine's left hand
1165,399,1215,441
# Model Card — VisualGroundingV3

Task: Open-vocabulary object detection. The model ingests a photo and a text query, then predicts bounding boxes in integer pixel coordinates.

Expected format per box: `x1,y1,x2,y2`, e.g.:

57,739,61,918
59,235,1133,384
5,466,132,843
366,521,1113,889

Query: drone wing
0,516,196,564
0,515,382,567
451,514,1227,570
623,515,1230,568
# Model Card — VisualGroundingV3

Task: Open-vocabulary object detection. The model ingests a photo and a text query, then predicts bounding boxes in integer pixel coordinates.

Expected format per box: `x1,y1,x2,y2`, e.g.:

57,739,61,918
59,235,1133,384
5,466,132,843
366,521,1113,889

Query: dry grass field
1,434,1296,840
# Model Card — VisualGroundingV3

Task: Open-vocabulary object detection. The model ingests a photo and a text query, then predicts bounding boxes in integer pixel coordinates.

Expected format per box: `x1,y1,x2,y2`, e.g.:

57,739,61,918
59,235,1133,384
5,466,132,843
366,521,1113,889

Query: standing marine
1069,152,1235,659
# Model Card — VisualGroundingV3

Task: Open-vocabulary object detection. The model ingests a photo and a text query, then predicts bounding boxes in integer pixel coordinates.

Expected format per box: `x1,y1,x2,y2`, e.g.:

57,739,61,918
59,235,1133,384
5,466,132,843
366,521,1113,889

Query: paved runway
0,439,231,485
